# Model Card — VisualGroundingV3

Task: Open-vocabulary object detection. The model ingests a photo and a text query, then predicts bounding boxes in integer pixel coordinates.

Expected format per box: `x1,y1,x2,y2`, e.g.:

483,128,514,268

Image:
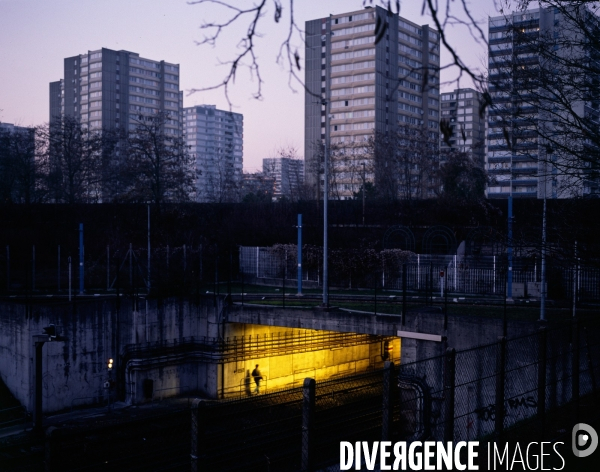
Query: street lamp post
362,162,366,226
322,98,329,308
540,154,548,322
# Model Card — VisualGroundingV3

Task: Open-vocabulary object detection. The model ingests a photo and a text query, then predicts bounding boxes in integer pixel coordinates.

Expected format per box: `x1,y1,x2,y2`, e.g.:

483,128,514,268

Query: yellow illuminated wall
220,323,400,398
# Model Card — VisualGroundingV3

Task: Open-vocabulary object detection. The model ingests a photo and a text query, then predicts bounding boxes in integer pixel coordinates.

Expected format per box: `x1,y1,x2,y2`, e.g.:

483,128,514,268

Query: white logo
572,423,598,458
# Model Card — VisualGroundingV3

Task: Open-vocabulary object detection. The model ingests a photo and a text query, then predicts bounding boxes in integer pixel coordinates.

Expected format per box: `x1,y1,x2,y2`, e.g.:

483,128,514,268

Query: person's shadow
245,369,252,396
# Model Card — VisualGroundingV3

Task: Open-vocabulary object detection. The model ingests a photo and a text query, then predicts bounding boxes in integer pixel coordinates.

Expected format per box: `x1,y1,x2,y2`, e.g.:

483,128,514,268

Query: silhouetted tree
123,112,195,207
368,127,439,201
42,116,105,203
0,125,41,204
437,152,488,202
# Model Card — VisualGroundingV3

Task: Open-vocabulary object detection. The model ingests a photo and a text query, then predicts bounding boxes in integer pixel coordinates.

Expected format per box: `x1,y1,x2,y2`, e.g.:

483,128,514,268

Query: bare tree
309,138,372,201
367,127,439,201
0,125,42,204
204,141,241,203
437,150,488,202
490,1,600,196
123,112,195,206
188,1,490,104
41,116,105,203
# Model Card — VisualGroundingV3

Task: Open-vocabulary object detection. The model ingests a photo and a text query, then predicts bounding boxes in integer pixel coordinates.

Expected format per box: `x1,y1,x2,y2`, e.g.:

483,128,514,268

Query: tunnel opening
218,323,401,398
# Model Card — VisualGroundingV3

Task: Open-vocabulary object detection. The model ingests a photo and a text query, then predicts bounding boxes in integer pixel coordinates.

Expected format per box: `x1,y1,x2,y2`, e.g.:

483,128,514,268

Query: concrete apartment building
50,48,182,135
183,105,243,202
440,88,486,167
304,5,440,199
262,157,304,200
486,7,599,198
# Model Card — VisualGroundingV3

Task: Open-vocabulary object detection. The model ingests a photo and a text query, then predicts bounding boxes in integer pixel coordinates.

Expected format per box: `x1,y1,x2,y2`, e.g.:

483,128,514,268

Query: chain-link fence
397,317,600,445
239,246,600,301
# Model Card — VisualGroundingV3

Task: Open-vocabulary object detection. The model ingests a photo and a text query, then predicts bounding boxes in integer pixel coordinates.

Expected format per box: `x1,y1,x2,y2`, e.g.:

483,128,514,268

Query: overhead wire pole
147,204,151,293
362,162,366,226
297,214,303,296
79,223,84,294
540,157,548,321
322,97,329,308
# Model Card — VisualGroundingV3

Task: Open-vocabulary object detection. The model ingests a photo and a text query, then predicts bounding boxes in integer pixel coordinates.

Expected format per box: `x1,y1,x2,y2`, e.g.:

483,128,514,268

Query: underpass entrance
219,323,400,398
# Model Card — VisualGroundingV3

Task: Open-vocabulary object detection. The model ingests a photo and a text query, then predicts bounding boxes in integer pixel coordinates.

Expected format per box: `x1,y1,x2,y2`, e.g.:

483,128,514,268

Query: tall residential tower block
50,48,182,136
304,6,440,199
183,105,243,202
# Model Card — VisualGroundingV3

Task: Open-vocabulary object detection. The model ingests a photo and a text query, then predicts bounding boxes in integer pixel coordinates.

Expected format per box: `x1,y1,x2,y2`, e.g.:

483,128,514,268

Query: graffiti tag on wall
474,396,537,421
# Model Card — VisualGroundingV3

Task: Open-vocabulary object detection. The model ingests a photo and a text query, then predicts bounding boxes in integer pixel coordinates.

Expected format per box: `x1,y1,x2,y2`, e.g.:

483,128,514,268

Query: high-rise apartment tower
305,6,440,199
50,48,182,136
487,7,599,198
183,105,243,202
440,88,486,167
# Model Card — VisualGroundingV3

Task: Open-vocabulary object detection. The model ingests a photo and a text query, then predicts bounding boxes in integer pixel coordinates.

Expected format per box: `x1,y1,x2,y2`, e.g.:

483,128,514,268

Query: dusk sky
0,0,501,172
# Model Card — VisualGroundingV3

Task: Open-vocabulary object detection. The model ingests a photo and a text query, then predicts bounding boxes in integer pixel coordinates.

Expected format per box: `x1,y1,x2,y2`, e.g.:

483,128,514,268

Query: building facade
50,48,182,135
262,157,304,200
486,7,599,198
304,6,440,199
440,88,486,167
183,105,243,202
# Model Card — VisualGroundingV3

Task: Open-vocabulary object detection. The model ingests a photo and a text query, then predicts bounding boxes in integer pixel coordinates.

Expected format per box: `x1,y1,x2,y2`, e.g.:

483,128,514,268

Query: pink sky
0,0,499,172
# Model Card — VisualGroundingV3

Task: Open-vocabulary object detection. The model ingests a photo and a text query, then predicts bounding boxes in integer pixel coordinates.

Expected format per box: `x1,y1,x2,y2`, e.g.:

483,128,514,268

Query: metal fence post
444,348,456,443
32,245,35,291
79,223,84,294
583,327,597,392
537,327,547,437
382,361,395,442
302,378,316,472
191,399,206,472
402,264,407,326
495,336,506,438
6,245,9,293
572,318,580,418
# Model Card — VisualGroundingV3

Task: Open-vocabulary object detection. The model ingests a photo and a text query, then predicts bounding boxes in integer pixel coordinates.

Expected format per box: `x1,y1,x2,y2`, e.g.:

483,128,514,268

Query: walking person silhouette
251,364,262,394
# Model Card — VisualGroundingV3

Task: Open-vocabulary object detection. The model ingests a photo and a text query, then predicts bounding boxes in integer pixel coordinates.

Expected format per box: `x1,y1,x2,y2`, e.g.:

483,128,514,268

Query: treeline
0,113,193,205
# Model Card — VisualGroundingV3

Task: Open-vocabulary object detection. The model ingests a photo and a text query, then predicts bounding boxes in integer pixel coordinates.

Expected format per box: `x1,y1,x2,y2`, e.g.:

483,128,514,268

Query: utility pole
79,223,84,295
540,177,547,321
147,205,151,293
362,162,366,226
322,98,329,308
507,195,513,300
297,214,303,295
